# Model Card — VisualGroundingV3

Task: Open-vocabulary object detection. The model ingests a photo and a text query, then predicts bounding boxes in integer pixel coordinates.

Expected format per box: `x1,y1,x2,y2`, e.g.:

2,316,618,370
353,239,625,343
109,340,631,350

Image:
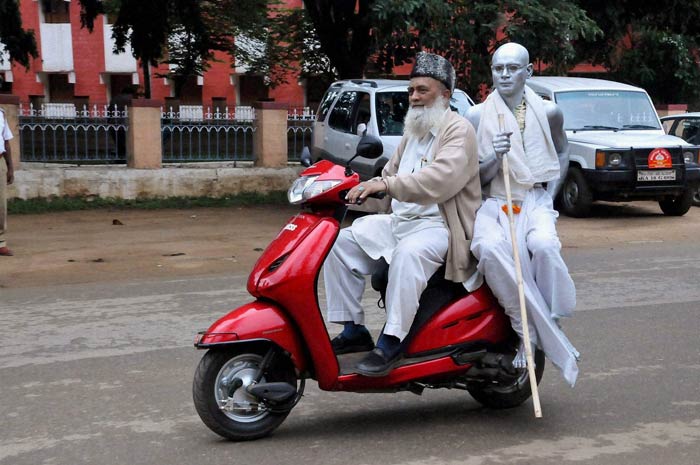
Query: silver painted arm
545,102,569,198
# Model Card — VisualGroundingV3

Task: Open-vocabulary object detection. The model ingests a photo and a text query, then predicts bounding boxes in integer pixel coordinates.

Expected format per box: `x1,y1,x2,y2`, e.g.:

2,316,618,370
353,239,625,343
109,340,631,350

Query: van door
326,91,370,166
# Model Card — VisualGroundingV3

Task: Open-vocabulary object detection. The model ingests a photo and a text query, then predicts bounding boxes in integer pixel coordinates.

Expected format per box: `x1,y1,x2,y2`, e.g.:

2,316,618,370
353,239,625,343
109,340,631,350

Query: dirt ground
1,201,698,289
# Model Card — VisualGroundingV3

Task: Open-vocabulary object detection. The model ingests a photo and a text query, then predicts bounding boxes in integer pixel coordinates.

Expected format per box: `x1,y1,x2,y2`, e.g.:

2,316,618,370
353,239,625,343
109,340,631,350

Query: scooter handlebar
339,190,386,205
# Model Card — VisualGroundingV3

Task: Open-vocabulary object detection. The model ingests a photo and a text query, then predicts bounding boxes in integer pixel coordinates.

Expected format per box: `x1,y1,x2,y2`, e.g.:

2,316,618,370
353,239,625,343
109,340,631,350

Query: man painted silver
325,52,481,377
465,43,579,387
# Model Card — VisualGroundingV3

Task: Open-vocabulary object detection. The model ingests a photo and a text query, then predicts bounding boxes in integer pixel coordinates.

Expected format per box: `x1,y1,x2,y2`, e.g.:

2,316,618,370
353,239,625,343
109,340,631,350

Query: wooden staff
498,113,543,418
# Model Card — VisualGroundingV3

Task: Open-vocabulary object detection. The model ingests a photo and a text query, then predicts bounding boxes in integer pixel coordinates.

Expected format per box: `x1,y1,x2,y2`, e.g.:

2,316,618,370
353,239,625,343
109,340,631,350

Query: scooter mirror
355,134,383,160
345,134,384,176
300,146,312,167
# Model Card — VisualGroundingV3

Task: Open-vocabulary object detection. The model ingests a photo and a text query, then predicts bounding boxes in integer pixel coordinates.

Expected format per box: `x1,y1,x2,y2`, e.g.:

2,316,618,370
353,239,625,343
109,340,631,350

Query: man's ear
526,63,534,79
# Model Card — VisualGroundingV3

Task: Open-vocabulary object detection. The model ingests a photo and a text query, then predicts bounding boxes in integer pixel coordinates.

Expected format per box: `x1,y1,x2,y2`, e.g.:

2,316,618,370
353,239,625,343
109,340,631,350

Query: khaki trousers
0,161,7,248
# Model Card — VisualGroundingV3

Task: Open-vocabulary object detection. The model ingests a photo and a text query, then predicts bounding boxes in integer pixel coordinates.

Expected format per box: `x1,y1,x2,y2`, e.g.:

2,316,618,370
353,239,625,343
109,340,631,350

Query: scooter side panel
196,301,309,372
247,213,327,296
256,218,342,390
406,286,513,354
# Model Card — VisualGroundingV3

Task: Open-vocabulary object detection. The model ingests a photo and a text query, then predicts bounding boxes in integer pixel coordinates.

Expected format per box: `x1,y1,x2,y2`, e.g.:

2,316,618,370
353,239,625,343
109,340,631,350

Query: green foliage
8,192,290,214
77,0,300,94
0,0,38,68
576,0,700,103
302,0,600,99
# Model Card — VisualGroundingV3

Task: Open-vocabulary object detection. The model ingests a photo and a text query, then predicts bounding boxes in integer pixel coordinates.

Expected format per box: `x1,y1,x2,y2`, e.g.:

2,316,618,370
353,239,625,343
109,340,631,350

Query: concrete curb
8,163,304,200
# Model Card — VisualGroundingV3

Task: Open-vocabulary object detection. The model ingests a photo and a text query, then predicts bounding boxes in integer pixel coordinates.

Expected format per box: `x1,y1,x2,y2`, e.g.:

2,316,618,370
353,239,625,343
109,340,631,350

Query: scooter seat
370,258,468,343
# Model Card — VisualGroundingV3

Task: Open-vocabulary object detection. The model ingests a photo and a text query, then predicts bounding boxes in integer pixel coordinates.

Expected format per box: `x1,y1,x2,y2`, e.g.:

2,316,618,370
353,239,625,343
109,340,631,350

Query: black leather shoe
355,348,402,377
331,331,375,355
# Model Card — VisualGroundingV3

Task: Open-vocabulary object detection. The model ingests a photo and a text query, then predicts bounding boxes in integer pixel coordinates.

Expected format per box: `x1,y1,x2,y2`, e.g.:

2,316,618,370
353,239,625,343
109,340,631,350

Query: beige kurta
378,110,482,283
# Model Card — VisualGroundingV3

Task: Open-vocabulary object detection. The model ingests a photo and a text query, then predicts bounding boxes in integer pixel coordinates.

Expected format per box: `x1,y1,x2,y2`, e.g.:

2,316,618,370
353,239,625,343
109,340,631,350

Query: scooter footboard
194,301,308,373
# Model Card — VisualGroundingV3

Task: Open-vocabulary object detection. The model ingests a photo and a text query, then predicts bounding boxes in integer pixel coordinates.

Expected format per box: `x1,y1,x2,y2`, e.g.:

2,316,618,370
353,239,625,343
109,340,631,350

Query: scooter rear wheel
193,348,297,441
467,349,545,409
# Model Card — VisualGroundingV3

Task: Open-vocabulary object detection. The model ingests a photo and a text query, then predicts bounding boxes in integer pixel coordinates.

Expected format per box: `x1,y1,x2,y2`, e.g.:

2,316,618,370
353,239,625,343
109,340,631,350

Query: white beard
403,95,449,139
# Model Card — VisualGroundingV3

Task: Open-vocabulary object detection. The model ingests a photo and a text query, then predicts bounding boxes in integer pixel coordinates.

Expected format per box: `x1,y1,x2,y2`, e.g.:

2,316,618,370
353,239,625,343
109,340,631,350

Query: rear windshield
555,90,661,131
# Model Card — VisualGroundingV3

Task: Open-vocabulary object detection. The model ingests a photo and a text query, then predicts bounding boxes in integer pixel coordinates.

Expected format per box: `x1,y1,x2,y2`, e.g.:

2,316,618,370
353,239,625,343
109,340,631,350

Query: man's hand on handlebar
346,179,387,204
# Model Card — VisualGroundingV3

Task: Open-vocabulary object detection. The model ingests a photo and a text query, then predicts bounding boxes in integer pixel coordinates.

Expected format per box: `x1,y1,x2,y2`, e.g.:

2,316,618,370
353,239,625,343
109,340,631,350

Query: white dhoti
471,187,580,386
324,214,448,341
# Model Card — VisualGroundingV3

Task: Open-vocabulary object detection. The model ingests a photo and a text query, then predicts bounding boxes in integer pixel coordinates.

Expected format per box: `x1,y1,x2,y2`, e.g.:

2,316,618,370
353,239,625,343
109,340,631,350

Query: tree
575,0,700,104
0,0,38,68
77,0,299,98
301,0,601,98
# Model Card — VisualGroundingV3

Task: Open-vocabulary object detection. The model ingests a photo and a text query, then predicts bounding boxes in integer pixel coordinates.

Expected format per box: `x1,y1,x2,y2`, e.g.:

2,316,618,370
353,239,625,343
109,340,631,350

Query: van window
316,88,341,122
328,91,361,133
375,92,409,136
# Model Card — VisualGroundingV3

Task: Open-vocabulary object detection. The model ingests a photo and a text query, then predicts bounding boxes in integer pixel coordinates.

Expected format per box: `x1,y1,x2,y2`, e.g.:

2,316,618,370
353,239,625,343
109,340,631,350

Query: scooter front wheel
193,348,297,441
467,348,545,409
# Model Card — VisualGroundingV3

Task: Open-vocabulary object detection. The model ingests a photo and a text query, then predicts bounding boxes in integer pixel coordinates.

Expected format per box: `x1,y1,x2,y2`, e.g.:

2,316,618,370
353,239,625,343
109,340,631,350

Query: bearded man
465,42,579,387
323,52,482,377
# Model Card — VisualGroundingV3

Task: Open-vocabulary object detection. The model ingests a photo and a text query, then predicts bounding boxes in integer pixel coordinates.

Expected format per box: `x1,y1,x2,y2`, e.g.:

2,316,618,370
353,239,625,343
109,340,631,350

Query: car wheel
692,188,700,207
659,188,693,216
558,167,593,217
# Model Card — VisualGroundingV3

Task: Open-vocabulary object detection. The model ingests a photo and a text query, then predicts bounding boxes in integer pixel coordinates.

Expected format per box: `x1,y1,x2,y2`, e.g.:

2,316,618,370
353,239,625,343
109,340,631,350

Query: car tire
692,188,700,207
659,188,693,216
558,167,593,218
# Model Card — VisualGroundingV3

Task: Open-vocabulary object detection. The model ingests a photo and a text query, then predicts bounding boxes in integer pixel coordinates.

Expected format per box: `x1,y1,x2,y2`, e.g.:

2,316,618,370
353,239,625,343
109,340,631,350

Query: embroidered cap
410,52,456,94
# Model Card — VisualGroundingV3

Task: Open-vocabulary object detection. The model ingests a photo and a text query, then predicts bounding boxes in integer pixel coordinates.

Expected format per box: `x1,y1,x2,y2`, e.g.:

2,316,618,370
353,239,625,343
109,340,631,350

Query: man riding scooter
324,52,483,376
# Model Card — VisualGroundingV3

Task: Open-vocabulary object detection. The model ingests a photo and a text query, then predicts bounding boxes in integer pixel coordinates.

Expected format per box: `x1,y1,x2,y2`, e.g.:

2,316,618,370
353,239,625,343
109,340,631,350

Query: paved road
2,218,700,464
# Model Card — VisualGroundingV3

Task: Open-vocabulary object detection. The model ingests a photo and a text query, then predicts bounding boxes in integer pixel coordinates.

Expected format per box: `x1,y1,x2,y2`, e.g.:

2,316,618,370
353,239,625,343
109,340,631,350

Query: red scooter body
196,159,513,391
193,139,540,441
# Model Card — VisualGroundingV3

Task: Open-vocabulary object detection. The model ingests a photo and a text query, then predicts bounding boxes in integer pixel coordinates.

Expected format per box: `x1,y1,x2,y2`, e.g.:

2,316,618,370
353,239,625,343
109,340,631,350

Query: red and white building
1,0,315,110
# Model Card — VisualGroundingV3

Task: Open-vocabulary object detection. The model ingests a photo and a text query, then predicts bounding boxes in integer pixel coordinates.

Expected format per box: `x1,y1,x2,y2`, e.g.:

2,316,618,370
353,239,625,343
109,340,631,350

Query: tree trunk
141,60,151,99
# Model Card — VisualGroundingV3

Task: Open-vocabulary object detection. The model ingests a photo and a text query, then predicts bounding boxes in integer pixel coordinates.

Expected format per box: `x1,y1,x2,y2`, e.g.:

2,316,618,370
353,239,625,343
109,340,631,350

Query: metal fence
161,106,256,163
19,103,128,164
287,107,315,162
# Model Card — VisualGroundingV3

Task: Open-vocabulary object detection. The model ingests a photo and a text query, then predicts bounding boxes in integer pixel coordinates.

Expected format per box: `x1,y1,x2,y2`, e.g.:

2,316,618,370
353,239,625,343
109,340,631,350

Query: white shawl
477,86,560,200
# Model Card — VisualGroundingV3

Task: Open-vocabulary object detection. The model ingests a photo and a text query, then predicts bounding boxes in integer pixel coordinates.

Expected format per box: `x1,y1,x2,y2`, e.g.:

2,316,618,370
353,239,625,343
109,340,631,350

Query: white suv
311,79,474,180
526,76,700,217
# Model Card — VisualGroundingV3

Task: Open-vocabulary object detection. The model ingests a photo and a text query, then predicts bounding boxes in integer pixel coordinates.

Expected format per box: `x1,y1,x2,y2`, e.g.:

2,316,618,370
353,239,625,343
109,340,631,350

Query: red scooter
192,135,544,441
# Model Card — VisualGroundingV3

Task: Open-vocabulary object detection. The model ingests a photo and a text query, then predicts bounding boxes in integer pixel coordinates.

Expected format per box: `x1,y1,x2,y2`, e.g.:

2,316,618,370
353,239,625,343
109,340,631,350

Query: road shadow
560,201,669,219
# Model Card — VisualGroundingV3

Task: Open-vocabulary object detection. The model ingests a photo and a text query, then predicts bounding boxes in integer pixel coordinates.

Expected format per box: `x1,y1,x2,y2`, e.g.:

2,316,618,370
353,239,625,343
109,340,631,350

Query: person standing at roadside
0,106,15,256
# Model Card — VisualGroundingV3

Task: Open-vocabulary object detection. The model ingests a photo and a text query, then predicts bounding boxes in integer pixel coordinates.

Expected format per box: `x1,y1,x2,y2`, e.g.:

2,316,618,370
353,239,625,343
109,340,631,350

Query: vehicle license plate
637,170,676,181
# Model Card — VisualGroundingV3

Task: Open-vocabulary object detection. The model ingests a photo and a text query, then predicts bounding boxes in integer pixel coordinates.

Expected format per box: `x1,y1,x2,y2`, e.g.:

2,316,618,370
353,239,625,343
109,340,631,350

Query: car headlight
287,175,341,204
609,152,623,166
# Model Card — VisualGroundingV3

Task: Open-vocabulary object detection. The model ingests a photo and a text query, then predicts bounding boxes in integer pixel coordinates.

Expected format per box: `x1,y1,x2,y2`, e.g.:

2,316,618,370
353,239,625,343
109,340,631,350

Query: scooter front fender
194,301,308,373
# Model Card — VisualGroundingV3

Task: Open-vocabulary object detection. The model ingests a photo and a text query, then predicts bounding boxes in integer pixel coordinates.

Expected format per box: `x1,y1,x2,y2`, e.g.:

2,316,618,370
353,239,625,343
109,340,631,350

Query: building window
48,73,75,103
0,75,11,94
239,75,269,106
42,0,71,24
178,76,203,105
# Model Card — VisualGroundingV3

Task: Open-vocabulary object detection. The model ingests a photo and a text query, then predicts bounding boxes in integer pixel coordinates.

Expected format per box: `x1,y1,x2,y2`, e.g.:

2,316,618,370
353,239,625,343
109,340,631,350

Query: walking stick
498,113,543,418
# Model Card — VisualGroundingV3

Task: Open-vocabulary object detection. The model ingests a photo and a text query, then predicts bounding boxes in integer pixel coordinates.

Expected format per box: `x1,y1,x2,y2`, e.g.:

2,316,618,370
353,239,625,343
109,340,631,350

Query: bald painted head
491,43,533,99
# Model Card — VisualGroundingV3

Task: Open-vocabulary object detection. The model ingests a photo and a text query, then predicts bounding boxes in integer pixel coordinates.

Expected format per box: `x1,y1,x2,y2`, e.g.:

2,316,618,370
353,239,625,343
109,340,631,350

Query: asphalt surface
1,205,700,465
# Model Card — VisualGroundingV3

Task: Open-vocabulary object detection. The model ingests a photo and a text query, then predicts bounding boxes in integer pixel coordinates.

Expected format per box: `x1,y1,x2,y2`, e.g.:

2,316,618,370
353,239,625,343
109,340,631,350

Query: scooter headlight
288,175,318,204
287,176,342,204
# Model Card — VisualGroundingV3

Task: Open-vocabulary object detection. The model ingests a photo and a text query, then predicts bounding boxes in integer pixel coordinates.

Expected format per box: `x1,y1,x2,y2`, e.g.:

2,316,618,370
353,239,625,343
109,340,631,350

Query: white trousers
324,226,448,341
471,189,579,386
